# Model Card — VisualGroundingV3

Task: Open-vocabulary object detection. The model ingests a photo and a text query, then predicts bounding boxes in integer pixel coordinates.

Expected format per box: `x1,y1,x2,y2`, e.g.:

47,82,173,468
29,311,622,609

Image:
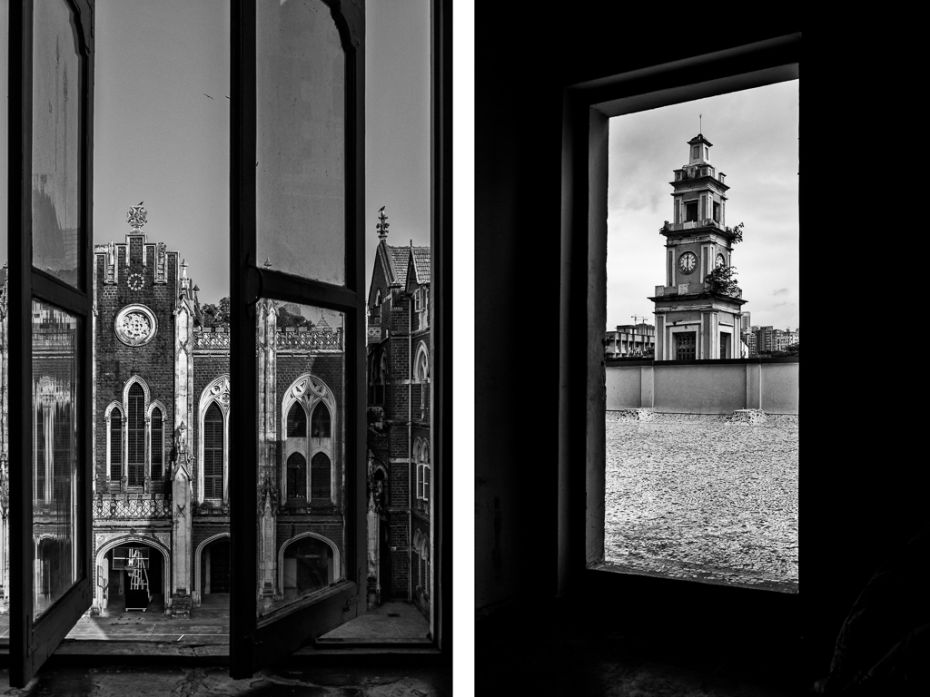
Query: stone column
258,485,277,611
169,453,193,616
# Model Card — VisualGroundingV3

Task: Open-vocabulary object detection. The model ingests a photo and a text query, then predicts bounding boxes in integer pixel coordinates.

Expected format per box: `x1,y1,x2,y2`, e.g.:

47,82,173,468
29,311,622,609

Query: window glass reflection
256,0,346,285
32,300,81,617
32,0,82,287
257,300,345,618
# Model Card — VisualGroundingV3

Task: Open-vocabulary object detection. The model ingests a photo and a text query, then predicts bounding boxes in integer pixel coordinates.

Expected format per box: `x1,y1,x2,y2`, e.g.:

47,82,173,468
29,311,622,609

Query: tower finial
127,203,147,231
699,113,702,134
376,206,390,241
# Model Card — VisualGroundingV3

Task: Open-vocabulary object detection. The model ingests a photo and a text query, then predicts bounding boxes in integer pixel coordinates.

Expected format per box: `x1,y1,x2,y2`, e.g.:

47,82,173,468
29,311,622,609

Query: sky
607,80,800,331
0,0,431,304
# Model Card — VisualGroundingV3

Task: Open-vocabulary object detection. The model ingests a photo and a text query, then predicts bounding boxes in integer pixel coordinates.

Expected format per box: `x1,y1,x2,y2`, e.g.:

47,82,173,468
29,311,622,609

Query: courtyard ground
0,597,429,651
604,412,798,592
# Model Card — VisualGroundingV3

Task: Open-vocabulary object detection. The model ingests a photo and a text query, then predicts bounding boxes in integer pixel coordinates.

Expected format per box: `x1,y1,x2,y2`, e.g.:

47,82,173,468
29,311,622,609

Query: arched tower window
415,438,431,501
203,402,225,500
311,403,331,438
151,407,164,481
287,452,307,499
127,383,145,486
311,452,331,501
287,402,307,437
35,404,46,500
109,408,123,482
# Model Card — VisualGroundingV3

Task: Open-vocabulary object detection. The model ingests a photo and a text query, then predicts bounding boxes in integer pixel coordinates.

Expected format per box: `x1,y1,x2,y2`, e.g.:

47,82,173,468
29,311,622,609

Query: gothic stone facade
366,228,432,618
90,217,345,613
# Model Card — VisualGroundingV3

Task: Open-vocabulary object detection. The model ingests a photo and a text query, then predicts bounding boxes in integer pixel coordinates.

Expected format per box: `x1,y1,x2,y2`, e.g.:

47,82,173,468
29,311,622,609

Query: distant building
745,325,799,356
604,323,655,358
366,208,432,618
742,330,758,357
740,312,752,333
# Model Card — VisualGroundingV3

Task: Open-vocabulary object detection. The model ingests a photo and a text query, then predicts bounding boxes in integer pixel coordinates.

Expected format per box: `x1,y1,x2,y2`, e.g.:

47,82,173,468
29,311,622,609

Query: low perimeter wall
605,358,798,415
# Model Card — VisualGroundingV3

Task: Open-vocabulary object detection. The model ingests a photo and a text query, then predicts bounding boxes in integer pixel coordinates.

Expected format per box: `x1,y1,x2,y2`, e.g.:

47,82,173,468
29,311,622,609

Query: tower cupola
687,133,712,165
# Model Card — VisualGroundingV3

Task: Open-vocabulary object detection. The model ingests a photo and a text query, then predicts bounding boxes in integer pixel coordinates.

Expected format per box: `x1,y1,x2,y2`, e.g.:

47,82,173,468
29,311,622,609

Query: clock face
716,253,726,268
115,304,157,346
679,252,697,274
127,272,144,291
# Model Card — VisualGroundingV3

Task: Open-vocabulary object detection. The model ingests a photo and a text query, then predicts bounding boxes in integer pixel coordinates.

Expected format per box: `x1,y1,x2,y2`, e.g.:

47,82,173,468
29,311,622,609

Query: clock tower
650,134,746,360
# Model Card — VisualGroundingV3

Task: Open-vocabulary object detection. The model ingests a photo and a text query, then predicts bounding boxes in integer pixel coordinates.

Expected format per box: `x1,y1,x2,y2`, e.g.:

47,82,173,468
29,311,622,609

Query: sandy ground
605,413,798,591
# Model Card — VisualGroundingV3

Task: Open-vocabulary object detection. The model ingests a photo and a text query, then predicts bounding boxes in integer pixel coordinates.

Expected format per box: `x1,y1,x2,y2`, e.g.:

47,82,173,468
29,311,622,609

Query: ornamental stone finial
127,203,147,231
376,205,389,241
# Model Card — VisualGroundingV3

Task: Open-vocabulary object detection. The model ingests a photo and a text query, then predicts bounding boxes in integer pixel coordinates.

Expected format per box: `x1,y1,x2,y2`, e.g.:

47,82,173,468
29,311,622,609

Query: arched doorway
103,541,165,612
280,534,337,602
201,536,231,597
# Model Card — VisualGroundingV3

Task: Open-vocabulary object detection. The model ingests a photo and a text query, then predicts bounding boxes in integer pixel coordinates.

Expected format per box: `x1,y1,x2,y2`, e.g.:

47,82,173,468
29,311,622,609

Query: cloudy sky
607,79,799,331
0,0,430,306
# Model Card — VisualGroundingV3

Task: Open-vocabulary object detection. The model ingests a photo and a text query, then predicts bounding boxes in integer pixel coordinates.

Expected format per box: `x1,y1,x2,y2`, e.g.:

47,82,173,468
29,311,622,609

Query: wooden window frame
227,0,450,673
4,0,449,678
560,33,800,635
7,0,96,684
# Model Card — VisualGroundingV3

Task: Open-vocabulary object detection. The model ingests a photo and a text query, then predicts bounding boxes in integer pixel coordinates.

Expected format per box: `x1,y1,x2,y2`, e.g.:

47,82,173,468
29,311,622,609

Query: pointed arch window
35,404,46,501
287,453,307,499
109,407,123,482
127,383,145,486
151,407,164,481
311,403,331,439
203,402,225,500
415,438,430,502
311,452,331,501
287,402,307,438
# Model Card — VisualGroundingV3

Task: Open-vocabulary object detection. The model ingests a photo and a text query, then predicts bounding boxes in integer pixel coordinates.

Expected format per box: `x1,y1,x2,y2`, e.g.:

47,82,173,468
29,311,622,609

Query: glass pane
256,300,345,618
32,0,82,287
256,0,346,285
32,300,81,617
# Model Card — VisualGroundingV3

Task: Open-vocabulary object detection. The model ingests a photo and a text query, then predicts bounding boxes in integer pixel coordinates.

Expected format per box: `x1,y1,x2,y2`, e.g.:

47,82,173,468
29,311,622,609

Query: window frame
560,34,800,626
5,0,450,676
227,0,455,675
7,0,96,685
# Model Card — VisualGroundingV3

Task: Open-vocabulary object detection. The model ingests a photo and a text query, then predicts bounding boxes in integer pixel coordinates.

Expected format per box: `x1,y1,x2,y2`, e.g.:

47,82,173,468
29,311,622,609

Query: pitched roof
411,247,431,284
388,246,411,287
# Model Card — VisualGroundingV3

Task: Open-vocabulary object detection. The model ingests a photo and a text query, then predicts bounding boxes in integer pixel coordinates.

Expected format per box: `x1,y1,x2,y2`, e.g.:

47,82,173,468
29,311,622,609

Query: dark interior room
475,7,926,696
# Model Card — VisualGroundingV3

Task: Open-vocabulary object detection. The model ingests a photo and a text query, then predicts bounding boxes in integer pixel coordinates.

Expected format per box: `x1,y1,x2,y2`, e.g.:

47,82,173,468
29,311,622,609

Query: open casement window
562,34,800,632
228,0,370,676
7,0,95,685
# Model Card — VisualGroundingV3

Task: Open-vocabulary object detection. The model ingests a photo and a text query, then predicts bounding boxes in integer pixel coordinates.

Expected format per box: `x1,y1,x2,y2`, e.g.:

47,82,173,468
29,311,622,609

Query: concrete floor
0,598,443,695
0,664,450,696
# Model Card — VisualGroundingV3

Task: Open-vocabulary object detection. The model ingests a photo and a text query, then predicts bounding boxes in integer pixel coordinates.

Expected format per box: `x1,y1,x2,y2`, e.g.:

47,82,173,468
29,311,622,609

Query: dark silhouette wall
475,6,922,683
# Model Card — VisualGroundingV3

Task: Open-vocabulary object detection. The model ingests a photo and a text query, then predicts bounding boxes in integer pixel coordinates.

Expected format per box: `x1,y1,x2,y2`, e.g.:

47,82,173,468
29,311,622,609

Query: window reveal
310,452,331,501
151,408,163,480
127,383,145,486
203,402,224,500
109,409,122,482
287,453,307,499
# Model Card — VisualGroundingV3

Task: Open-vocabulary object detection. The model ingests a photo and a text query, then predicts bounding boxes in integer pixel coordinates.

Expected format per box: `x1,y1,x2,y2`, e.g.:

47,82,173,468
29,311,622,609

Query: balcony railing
94,494,172,519
654,282,742,299
661,219,733,235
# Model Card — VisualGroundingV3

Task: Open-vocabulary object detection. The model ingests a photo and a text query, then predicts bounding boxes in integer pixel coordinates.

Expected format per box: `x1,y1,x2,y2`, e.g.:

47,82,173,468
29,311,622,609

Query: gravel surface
604,412,798,592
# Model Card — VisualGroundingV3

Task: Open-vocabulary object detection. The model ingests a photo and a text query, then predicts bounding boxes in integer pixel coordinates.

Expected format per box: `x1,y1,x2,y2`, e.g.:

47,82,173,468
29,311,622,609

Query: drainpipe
407,307,413,603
